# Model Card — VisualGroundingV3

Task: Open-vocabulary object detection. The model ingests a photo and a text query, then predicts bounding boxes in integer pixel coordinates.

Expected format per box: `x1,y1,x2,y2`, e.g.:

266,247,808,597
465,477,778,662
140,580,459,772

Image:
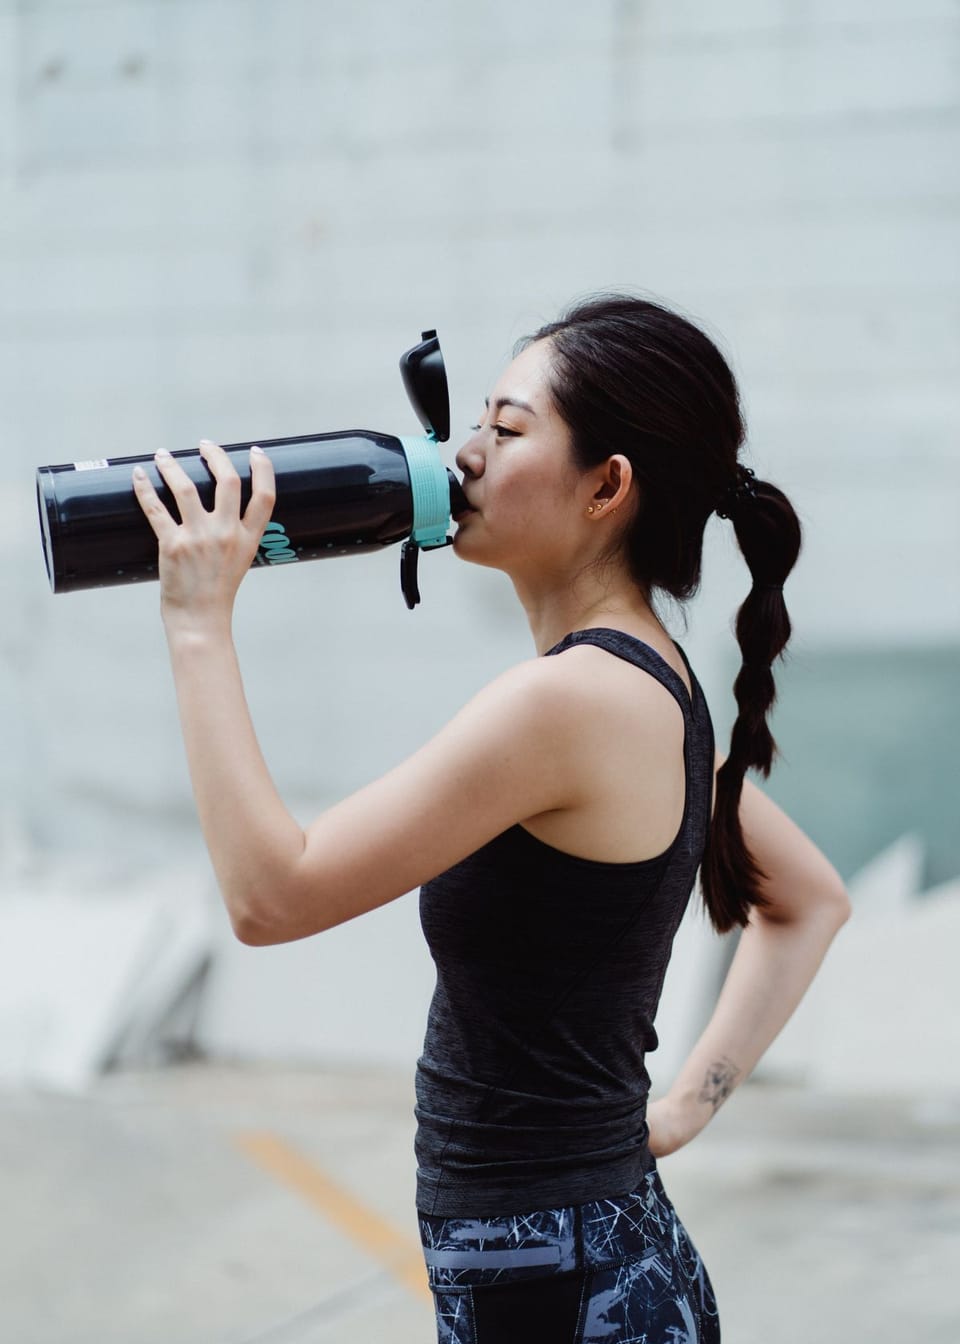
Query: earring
586,505,595,515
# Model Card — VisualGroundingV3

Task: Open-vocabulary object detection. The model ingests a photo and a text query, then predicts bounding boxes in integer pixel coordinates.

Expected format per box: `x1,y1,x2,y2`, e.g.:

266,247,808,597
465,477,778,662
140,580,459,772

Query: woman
133,294,851,1343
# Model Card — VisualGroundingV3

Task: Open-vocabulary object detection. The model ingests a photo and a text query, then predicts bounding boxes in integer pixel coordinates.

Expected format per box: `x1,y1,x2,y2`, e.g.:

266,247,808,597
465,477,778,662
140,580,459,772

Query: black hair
525,293,803,932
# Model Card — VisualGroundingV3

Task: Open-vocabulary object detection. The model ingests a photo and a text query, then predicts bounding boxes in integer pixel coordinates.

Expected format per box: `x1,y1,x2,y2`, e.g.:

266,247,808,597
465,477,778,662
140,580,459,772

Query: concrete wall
2,0,957,1084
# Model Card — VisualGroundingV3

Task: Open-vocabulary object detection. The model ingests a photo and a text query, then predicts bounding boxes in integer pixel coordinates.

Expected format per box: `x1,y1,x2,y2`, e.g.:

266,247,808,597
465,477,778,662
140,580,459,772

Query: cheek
481,453,577,538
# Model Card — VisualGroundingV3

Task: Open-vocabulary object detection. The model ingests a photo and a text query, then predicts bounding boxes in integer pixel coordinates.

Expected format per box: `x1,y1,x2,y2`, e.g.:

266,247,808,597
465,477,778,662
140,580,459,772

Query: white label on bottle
73,459,109,471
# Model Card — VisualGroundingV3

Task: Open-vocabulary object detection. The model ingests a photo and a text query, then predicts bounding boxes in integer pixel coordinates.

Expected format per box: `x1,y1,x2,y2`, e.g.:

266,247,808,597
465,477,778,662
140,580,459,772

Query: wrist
667,1055,743,1130
162,609,234,650
646,1091,709,1158
663,1088,712,1138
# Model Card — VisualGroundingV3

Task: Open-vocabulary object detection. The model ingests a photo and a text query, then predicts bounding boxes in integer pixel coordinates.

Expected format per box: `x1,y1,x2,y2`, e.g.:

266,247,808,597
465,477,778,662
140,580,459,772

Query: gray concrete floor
1,1063,957,1343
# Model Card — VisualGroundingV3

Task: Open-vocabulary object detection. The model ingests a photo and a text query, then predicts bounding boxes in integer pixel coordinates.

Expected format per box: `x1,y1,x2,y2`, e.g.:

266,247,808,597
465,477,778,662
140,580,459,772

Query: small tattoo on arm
698,1057,741,1112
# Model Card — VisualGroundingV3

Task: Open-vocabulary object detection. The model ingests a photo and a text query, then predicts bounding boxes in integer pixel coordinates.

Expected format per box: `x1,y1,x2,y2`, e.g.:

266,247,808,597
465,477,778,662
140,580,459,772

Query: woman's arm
133,441,588,946
647,757,852,1157
168,627,588,945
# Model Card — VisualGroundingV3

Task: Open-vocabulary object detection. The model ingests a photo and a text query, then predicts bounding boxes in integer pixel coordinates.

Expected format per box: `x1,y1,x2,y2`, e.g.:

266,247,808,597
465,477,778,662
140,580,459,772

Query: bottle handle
401,540,421,610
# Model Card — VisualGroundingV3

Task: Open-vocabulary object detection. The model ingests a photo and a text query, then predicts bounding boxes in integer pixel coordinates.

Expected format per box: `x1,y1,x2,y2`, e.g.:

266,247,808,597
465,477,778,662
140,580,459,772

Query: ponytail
699,470,804,932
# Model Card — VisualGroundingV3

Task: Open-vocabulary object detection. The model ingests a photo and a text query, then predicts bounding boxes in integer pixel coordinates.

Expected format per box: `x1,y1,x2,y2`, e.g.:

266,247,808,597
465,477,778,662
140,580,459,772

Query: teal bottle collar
399,434,452,549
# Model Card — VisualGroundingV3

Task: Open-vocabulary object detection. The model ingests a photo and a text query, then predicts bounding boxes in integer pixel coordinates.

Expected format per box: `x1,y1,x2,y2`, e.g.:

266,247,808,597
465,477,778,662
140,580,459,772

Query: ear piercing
587,500,611,516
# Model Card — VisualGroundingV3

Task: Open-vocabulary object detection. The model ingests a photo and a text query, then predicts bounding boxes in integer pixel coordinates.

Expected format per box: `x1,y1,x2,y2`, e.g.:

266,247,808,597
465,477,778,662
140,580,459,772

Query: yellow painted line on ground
235,1130,431,1302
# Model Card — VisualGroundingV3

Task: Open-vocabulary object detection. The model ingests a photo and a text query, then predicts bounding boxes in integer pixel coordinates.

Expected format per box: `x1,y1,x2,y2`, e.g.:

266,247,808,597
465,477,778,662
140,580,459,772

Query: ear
585,455,633,516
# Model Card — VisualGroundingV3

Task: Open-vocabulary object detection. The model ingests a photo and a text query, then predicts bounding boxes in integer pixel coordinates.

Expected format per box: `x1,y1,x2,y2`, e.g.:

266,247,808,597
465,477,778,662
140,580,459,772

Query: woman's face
453,339,588,578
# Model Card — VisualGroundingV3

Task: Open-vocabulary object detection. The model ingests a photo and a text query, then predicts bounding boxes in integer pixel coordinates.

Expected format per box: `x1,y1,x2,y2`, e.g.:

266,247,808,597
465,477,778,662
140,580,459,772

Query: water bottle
36,330,466,609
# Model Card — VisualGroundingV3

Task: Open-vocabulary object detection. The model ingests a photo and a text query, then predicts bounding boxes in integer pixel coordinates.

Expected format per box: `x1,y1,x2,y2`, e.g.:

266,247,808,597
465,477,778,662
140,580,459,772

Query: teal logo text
257,520,298,566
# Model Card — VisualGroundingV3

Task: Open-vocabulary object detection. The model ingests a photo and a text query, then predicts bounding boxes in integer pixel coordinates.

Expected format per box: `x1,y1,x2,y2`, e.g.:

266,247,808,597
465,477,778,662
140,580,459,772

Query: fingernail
250,444,265,455
133,466,146,480
199,439,215,447
155,449,171,459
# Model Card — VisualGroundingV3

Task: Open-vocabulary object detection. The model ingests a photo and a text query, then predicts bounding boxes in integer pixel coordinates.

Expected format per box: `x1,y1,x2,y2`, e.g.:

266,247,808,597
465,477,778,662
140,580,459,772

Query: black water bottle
36,331,466,609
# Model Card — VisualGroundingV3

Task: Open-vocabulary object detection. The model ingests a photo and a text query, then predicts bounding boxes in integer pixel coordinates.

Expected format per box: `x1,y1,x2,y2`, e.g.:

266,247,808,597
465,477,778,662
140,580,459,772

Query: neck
512,564,665,656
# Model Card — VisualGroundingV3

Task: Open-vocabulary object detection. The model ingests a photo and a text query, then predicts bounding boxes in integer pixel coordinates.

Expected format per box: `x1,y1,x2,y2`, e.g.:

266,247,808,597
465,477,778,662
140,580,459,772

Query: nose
456,432,484,481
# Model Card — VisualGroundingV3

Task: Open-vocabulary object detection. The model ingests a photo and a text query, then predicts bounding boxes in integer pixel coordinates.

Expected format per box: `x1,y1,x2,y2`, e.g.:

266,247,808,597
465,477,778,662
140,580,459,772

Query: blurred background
1,1,958,1341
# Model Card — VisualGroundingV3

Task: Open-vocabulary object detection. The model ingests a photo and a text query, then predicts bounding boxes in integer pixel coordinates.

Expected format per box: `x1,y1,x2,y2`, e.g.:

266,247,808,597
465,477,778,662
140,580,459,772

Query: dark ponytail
700,473,803,931
524,293,804,933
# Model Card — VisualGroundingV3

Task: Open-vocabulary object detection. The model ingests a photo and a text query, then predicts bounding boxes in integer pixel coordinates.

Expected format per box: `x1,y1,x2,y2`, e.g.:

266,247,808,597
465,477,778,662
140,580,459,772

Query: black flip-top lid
399,329,450,443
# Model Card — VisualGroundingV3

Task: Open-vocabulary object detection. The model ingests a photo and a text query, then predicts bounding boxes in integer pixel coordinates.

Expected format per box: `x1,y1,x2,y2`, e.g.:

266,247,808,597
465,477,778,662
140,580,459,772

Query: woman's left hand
132,440,276,632
646,1094,708,1159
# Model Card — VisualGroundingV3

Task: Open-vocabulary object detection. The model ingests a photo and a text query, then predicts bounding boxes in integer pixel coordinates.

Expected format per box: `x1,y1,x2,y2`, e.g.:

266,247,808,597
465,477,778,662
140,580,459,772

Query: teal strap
399,434,450,549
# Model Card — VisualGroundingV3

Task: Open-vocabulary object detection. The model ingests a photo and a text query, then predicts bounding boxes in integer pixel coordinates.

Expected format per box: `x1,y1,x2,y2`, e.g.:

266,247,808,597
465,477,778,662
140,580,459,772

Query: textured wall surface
1,0,957,1067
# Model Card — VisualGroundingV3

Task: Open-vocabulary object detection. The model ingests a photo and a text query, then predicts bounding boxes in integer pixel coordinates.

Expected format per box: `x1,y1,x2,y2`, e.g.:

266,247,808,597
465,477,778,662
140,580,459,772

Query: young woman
133,294,851,1343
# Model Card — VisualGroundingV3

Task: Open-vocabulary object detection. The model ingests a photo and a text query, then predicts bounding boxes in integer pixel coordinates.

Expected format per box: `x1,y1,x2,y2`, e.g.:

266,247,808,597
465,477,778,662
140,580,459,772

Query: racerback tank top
415,628,716,1217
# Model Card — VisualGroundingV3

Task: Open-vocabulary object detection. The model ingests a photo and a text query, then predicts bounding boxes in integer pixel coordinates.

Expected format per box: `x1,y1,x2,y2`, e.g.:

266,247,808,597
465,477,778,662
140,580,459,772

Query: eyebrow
484,395,537,416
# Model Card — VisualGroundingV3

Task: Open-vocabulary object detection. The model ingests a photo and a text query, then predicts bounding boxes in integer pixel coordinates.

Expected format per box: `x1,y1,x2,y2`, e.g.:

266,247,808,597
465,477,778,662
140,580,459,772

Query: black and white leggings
418,1166,719,1343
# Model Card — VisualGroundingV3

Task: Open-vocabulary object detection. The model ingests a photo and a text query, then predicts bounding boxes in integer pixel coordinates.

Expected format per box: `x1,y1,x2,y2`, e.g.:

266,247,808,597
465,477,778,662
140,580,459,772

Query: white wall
2,0,957,1082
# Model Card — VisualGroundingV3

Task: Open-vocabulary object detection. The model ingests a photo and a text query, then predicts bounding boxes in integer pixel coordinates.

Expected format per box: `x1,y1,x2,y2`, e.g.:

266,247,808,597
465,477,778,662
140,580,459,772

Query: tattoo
698,1057,741,1112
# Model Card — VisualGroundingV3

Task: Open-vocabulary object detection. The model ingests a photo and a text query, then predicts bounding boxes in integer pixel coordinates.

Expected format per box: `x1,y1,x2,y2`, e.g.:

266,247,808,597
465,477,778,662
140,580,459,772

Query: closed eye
471,422,520,438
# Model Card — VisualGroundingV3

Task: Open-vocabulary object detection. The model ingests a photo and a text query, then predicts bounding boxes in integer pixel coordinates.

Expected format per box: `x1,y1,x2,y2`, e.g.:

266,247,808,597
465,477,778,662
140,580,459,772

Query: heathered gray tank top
415,628,716,1217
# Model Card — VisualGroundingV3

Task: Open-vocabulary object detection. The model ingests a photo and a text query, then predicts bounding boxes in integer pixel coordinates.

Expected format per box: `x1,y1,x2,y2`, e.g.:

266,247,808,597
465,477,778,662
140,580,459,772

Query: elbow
756,879,852,931
829,882,853,929
227,886,288,947
805,878,852,934
228,876,324,946
231,904,281,946
232,913,277,946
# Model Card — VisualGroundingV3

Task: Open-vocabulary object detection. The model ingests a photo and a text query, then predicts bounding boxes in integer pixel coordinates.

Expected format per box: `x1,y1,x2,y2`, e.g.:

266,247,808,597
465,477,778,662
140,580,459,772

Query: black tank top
415,628,716,1217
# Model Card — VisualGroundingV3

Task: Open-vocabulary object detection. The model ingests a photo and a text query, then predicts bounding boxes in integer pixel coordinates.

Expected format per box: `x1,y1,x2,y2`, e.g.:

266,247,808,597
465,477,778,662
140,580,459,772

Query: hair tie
714,465,758,519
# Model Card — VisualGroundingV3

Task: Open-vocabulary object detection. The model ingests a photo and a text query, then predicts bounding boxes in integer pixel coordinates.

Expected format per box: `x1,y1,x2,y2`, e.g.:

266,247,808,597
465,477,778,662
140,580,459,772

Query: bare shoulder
469,643,674,721
454,647,667,775
512,640,690,861
541,641,688,741
461,650,602,734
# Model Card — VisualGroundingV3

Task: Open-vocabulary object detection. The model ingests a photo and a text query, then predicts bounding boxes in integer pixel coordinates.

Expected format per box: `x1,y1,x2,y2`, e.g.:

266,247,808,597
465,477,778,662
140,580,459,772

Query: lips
453,502,477,523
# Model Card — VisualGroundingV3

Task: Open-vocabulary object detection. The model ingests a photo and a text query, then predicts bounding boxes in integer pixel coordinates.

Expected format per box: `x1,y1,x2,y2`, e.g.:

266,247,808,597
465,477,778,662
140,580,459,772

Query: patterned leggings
418,1166,719,1343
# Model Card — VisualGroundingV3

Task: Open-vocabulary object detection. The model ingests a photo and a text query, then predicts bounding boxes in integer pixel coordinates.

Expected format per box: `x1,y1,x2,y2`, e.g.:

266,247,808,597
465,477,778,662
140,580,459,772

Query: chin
452,523,504,572
452,530,480,564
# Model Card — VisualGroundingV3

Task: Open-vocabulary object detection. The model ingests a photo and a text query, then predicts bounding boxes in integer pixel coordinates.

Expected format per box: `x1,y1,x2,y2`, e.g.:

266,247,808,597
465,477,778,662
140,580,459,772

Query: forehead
489,338,556,412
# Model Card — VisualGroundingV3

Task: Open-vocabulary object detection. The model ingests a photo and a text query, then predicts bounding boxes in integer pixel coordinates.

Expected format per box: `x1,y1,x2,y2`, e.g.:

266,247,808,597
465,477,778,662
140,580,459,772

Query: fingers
153,448,207,526
132,464,180,542
198,439,242,519
132,440,277,545
242,445,277,538
197,440,276,537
